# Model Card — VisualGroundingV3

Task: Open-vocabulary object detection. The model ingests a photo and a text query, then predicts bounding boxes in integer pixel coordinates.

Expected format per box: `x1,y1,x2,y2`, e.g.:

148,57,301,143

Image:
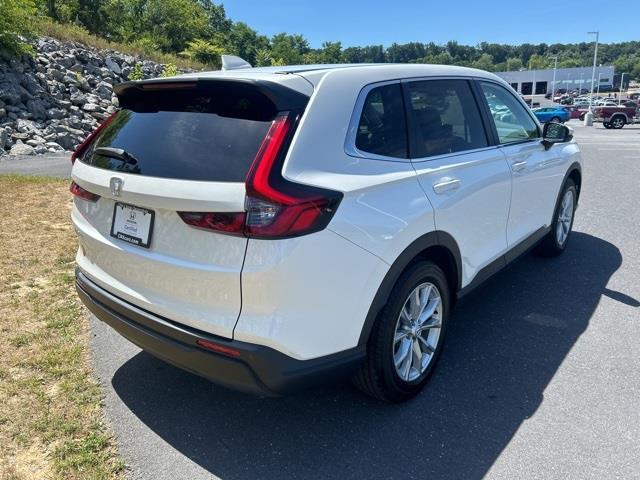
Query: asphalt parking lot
3,121,640,479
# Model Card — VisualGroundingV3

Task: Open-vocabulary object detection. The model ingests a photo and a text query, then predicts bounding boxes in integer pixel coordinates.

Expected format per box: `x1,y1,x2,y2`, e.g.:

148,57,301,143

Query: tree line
3,0,640,79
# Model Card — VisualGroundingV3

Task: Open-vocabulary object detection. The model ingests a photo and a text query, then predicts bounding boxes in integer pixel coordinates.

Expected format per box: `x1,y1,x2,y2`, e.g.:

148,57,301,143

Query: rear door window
405,79,488,159
79,82,279,182
355,83,408,158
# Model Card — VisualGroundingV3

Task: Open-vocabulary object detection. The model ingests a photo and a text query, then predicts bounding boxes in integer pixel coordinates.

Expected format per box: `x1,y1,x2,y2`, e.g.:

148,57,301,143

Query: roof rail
221,55,252,71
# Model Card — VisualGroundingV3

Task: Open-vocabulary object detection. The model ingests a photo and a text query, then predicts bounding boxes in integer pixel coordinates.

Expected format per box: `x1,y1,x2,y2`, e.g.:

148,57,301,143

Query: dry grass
0,175,123,480
36,18,207,71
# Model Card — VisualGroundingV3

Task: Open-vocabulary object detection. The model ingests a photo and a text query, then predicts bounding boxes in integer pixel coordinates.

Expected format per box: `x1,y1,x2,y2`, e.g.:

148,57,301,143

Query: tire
353,261,450,402
579,112,586,121
611,115,626,129
603,122,612,129
550,116,561,123
536,179,577,257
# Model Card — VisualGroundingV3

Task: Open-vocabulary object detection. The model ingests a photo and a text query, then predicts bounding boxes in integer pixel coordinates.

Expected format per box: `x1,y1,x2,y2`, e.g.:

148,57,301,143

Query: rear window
355,83,408,158
79,82,279,182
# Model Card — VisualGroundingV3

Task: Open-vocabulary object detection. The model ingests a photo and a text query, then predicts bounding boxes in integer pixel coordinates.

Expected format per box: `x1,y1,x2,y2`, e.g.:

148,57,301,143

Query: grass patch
36,18,207,71
0,175,123,479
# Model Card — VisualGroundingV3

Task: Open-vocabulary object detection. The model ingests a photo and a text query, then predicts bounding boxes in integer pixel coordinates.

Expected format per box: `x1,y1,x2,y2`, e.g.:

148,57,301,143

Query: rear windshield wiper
94,147,138,165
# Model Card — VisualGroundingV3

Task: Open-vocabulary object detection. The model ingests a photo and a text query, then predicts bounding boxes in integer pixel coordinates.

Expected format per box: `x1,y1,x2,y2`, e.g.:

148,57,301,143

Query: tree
197,0,232,35
320,41,342,63
254,48,273,67
141,0,210,52
473,53,494,72
181,39,224,67
270,33,310,65
528,54,549,70
0,0,37,55
225,22,269,65
505,57,523,71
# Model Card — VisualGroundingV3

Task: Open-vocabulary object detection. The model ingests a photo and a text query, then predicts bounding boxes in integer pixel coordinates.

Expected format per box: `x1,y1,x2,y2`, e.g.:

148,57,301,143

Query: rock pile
0,37,180,156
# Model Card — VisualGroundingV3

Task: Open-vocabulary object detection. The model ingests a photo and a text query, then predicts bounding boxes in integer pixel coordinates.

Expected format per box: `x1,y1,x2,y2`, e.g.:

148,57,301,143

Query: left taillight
71,112,117,164
177,111,342,239
70,181,100,202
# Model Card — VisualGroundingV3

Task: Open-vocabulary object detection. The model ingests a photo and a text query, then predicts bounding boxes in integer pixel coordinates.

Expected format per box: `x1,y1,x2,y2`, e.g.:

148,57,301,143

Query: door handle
432,177,461,194
511,160,527,172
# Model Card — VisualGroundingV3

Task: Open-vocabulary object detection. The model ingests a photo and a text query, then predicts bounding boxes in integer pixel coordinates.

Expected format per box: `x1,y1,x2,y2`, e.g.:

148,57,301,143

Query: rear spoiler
113,78,309,112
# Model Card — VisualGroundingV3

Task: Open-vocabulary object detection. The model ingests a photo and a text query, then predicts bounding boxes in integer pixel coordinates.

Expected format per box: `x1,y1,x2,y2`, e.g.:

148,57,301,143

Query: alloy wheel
393,282,442,382
556,189,574,246
612,117,624,128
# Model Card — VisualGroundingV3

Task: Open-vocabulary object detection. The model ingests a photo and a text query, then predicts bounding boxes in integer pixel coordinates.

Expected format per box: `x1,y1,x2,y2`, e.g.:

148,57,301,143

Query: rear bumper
76,269,365,396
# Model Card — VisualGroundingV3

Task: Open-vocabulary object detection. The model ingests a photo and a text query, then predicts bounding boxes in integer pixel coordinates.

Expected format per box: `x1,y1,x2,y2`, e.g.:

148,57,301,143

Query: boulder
26,99,47,120
15,119,42,134
0,128,8,149
9,142,36,155
95,81,113,100
82,103,100,112
0,81,23,105
46,108,66,120
45,141,64,152
105,57,122,75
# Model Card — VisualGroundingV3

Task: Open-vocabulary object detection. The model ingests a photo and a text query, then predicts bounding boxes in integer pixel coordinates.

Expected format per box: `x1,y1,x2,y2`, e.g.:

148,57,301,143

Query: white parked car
71,62,583,402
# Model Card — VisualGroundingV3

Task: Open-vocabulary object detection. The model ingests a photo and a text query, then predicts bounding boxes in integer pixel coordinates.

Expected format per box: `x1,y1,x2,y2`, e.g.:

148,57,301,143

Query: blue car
532,106,570,123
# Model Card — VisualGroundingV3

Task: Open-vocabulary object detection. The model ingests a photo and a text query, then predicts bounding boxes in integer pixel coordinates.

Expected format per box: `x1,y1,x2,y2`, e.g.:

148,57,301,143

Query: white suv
71,64,582,402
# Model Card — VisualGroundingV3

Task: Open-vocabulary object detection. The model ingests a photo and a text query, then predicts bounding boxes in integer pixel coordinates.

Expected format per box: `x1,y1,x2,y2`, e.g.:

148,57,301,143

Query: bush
181,39,223,68
128,63,143,81
0,0,37,56
160,63,179,77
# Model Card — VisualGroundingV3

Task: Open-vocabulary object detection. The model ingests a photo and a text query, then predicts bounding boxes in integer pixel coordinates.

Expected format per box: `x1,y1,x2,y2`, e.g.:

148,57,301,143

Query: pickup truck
593,103,640,129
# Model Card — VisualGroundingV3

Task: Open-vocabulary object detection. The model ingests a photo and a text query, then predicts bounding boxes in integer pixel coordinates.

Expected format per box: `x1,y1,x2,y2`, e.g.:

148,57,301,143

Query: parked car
563,105,582,119
532,106,571,123
593,104,640,129
71,62,583,401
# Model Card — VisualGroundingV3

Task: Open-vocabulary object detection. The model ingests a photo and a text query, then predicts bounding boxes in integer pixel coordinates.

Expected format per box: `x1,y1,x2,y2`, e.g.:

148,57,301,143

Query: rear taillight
178,111,342,239
71,112,117,164
177,212,246,237
70,181,100,202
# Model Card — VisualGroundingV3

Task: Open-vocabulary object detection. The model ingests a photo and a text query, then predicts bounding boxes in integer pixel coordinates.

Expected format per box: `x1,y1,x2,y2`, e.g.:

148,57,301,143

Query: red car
563,105,582,119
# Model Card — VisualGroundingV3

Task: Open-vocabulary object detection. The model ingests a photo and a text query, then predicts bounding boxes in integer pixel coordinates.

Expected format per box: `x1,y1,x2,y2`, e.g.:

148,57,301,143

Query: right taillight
178,111,342,239
70,181,100,202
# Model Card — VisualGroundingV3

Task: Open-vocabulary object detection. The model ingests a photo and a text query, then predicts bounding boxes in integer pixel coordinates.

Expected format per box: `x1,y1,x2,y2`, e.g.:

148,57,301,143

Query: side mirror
542,122,573,150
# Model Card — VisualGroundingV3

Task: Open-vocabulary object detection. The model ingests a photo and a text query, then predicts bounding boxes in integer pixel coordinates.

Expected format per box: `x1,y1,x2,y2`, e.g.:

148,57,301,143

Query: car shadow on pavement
111,232,623,480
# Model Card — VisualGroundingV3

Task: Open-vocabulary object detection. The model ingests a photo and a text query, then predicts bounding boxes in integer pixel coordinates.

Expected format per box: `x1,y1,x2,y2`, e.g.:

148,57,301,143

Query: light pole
618,73,625,105
596,72,602,97
527,59,534,106
587,31,599,113
579,73,584,95
551,55,558,101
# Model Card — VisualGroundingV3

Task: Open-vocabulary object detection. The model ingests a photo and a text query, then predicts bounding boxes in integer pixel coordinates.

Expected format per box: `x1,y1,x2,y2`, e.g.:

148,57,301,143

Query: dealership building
495,66,616,95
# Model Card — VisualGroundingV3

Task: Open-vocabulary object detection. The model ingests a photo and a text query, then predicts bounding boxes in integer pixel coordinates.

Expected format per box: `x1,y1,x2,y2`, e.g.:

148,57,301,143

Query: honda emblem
110,177,123,197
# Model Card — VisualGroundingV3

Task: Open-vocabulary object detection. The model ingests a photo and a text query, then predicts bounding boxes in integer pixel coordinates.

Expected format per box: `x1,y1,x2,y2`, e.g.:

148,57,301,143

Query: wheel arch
357,231,461,345
611,112,628,122
566,161,582,201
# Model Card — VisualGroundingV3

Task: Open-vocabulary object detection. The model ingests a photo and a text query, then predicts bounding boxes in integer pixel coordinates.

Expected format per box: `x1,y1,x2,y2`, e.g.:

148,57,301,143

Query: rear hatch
71,78,309,338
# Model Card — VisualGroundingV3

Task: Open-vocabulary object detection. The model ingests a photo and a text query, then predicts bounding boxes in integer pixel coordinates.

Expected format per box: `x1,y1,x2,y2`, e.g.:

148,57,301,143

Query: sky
223,0,638,48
